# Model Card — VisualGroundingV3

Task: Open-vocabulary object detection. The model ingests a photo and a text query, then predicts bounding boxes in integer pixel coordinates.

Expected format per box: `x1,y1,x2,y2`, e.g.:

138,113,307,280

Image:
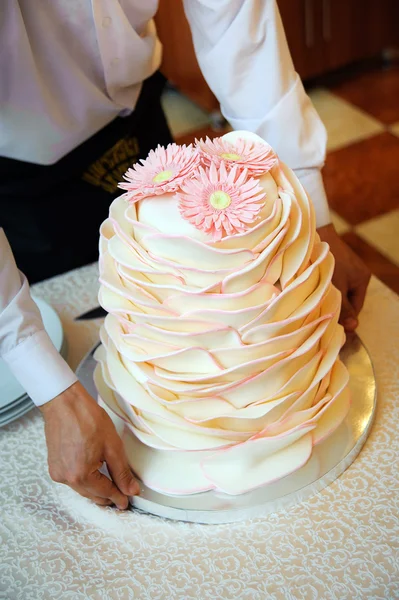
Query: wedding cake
94,131,350,496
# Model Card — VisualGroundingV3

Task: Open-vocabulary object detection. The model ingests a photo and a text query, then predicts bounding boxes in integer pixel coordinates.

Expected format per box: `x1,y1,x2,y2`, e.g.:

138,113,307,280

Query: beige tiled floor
389,121,399,137
161,89,211,137
308,88,384,152
330,210,351,235
356,209,399,267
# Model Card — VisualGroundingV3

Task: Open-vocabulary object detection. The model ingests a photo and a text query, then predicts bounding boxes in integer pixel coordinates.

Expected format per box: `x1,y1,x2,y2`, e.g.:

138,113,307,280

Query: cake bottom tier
94,347,352,496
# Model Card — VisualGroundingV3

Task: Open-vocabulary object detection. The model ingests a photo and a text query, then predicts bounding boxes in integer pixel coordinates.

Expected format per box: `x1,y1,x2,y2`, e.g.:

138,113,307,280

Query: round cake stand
77,334,376,524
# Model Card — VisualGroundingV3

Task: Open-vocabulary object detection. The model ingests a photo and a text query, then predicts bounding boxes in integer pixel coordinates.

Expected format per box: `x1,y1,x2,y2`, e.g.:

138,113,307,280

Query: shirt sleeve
0,229,78,406
183,0,331,228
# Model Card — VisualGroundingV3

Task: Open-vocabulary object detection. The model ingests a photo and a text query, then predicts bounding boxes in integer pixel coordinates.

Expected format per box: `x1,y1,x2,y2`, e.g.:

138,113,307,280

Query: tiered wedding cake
94,131,350,496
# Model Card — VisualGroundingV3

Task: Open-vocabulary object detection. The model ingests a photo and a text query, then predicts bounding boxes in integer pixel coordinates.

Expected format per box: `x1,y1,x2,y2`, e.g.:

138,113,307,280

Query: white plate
0,393,30,414
0,398,36,426
0,296,64,409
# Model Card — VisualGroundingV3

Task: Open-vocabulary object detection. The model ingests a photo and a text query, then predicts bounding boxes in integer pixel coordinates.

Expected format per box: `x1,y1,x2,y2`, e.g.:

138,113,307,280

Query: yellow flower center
152,169,173,184
220,152,242,161
209,190,231,210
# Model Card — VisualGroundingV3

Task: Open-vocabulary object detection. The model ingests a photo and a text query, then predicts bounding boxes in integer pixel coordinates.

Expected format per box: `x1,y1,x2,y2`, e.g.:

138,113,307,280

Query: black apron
0,72,173,283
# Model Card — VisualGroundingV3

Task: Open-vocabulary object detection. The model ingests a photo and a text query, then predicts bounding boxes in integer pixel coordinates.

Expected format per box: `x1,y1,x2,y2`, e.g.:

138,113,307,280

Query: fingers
318,225,371,332
349,277,370,316
340,270,370,331
69,486,113,507
104,444,140,497
54,468,130,509
339,290,358,332
84,469,130,509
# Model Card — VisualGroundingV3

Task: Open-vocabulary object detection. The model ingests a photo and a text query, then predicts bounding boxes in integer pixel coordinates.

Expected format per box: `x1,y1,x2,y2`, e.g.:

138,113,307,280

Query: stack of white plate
0,296,66,427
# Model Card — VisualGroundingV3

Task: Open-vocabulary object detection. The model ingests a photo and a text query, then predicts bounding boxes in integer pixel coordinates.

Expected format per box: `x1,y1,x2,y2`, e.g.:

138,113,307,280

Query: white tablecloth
1,265,398,600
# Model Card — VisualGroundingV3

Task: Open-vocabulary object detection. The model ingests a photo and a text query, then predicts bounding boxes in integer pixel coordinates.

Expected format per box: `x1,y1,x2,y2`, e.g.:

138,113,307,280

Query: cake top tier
118,131,279,242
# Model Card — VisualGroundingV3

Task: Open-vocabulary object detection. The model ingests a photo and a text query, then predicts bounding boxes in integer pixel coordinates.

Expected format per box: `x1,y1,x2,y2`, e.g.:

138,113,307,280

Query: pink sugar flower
118,143,200,202
196,136,278,176
177,162,266,241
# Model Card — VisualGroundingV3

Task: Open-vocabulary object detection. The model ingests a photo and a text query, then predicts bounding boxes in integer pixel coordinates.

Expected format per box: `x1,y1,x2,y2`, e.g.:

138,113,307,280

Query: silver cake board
77,334,376,524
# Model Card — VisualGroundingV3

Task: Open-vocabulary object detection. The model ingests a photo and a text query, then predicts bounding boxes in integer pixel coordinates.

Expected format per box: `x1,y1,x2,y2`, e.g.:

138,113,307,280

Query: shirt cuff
293,168,331,229
2,329,78,406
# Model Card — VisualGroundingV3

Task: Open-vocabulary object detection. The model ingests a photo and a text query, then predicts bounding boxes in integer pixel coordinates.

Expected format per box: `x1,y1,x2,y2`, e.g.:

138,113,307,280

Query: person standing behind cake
0,1,370,507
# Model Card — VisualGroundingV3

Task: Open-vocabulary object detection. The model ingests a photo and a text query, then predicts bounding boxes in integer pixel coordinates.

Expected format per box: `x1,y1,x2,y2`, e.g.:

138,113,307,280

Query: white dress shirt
0,229,78,406
0,0,331,406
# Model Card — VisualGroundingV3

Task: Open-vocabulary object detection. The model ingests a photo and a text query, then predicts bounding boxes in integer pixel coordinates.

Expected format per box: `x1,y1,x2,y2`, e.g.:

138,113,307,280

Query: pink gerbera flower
118,143,200,202
177,162,266,241
196,136,278,176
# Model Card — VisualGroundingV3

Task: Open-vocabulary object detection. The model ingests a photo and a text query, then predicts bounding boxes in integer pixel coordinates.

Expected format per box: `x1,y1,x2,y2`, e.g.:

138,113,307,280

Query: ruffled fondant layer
95,131,350,496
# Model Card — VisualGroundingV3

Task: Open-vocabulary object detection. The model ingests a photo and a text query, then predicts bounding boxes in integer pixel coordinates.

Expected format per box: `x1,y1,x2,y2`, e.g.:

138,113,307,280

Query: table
1,265,398,600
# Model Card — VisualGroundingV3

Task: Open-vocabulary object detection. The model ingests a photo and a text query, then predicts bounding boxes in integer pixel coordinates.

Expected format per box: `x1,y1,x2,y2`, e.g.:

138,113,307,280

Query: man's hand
317,223,371,332
40,381,140,509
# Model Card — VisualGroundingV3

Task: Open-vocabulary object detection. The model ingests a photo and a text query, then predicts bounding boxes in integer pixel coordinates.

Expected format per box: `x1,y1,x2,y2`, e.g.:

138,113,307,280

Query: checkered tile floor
163,65,399,296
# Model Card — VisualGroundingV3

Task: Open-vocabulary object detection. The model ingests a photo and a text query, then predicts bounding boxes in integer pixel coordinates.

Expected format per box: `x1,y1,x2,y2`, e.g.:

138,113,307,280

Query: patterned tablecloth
1,265,398,600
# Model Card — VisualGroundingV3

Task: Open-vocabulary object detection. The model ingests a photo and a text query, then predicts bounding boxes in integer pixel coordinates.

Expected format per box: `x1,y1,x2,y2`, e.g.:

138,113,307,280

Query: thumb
340,293,358,332
105,446,140,496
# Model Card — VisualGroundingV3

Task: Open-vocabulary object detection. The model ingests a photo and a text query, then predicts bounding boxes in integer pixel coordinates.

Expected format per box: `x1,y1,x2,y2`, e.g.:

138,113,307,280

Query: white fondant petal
201,430,314,495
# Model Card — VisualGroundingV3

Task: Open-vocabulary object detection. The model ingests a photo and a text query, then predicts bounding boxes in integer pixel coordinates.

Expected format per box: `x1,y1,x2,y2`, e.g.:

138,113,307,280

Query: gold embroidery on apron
82,137,140,193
